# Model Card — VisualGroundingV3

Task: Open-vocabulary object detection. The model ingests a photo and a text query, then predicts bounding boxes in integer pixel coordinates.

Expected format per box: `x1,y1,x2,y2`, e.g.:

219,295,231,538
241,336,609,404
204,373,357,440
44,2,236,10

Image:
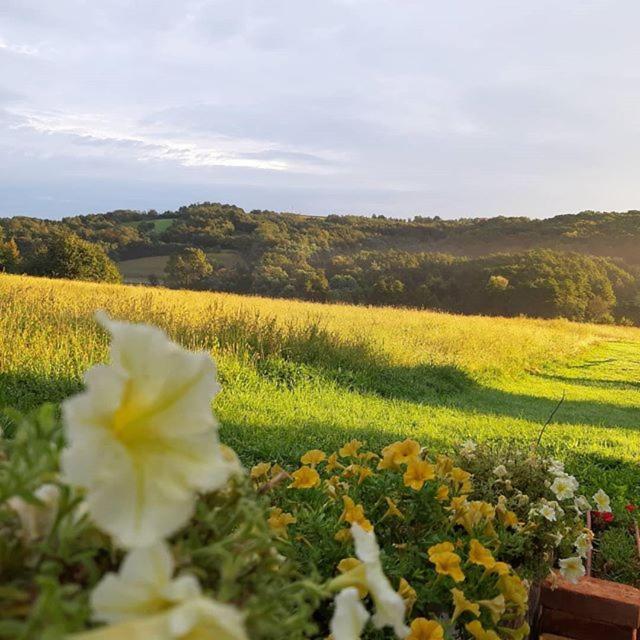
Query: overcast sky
2,1,640,219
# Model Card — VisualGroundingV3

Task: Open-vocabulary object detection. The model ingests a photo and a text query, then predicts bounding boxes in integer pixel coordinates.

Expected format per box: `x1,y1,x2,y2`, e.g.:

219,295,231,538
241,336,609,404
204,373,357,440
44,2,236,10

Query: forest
1,203,639,324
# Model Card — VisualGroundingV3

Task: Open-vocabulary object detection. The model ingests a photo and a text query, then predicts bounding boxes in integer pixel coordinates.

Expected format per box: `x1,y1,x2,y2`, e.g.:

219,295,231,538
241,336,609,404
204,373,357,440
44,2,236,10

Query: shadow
533,372,640,391
0,371,81,412
567,358,617,369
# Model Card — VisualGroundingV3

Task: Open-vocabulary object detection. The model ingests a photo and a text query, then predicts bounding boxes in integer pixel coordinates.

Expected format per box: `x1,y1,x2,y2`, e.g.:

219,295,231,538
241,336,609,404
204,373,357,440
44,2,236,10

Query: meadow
1,273,638,498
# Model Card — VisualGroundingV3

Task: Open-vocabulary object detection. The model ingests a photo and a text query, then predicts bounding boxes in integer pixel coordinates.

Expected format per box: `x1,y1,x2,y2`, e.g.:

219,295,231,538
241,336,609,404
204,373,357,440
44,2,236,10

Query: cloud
0,36,39,57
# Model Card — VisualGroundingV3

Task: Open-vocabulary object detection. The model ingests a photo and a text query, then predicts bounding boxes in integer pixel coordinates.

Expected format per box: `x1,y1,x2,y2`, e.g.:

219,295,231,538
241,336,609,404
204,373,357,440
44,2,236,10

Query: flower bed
0,315,633,639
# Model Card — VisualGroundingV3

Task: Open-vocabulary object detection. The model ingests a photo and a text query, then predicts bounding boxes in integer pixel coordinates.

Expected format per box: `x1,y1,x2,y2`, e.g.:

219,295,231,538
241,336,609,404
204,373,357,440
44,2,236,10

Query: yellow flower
448,467,473,493
455,501,495,534
429,551,465,582
427,541,455,558
326,453,342,472
81,542,249,640
497,574,528,613
340,496,373,531
382,497,404,520
465,620,500,640
300,449,326,466
339,440,364,458
488,562,511,576
378,439,420,470
397,578,417,613
478,594,505,623
406,617,444,640
289,466,321,489
358,451,379,462
250,462,271,479
468,539,496,570
435,455,453,477
450,588,480,621
337,558,368,598
269,463,284,477
403,460,435,491
268,508,297,538
335,528,352,543
498,509,519,528
435,485,450,502
343,464,374,485
501,621,530,640
61,313,235,548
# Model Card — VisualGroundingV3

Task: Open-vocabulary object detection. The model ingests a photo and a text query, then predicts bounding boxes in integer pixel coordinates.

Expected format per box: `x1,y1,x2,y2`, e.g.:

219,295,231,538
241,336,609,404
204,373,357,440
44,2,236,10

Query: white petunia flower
538,504,557,522
574,533,591,559
91,542,200,623
330,588,370,640
82,542,248,640
550,476,576,501
558,557,585,584
493,465,508,478
7,483,60,543
351,524,409,638
548,459,565,475
459,440,477,458
592,489,611,513
574,495,591,513
550,531,563,547
62,313,235,548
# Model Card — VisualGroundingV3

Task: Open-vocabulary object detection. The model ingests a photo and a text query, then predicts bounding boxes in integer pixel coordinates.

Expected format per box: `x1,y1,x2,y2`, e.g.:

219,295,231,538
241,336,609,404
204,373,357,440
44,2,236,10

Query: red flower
625,504,637,513
593,511,615,523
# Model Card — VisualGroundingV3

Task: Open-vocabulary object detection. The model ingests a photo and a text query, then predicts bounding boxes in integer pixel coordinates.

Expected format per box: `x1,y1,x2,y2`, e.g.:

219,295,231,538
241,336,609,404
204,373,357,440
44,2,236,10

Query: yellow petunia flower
427,541,455,558
468,539,496,570
300,449,326,466
497,574,528,613
429,551,465,582
455,501,495,534
378,439,421,470
478,594,506,623
340,496,373,532
465,620,500,640
326,453,342,472
500,621,530,640
406,617,444,640
448,467,473,493
337,558,368,598
250,462,271,479
382,497,404,520
403,460,435,491
436,485,450,502
451,587,480,621
268,508,297,539
435,455,453,477
343,464,374,485
335,528,352,543
61,313,236,549
339,440,364,458
488,562,511,576
397,578,417,613
289,466,321,489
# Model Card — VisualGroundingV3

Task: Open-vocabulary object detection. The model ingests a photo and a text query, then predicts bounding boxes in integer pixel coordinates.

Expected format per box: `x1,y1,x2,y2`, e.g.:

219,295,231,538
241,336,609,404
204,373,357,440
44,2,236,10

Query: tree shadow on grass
0,371,81,412
532,372,640,391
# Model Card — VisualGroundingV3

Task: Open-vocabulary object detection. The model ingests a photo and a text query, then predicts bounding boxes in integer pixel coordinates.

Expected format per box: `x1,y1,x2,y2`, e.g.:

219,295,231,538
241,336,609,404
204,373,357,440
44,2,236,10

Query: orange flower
430,551,465,582
288,466,320,489
250,462,271,479
468,539,496,570
268,507,297,538
378,439,421,470
339,440,363,458
406,617,444,640
403,459,435,491
340,496,373,532
397,577,417,613
300,449,326,466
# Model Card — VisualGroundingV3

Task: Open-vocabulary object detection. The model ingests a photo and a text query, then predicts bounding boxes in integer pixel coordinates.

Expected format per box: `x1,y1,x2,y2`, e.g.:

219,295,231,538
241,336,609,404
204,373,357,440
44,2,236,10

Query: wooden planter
537,515,640,640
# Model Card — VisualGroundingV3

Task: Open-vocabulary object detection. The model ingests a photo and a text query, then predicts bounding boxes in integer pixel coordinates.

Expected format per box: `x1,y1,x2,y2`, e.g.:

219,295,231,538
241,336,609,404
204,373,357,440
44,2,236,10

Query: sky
2,1,640,220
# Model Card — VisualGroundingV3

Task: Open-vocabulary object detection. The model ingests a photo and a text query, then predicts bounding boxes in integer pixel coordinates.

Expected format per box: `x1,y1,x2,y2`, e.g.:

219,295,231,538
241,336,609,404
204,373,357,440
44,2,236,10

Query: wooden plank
541,574,640,629
540,607,637,640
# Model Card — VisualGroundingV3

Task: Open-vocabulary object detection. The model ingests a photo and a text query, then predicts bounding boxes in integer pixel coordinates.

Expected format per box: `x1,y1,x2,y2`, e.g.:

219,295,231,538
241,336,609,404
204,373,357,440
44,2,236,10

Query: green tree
0,229,21,272
164,248,213,289
30,233,121,283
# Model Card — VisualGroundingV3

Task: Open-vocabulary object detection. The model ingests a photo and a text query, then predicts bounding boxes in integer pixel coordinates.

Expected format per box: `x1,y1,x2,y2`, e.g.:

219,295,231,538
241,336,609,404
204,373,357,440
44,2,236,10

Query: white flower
330,588,370,640
7,483,60,542
91,542,200,623
538,504,557,522
550,476,576,501
493,465,508,478
459,440,477,458
574,533,591,559
548,459,565,475
592,489,611,513
84,542,248,640
550,532,563,547
62,313,235,548
351,524,409,638
559,557,585,584
574,495,591,513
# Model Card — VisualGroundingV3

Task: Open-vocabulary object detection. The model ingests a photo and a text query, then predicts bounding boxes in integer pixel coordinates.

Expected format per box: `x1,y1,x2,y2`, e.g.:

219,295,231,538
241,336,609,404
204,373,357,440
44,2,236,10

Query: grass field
117,249,243,283
1,273,638,512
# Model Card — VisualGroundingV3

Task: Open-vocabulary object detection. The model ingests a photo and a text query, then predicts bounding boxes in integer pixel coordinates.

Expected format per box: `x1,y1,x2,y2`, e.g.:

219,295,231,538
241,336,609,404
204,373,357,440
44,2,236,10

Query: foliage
28,234,121,284
165,247,214,289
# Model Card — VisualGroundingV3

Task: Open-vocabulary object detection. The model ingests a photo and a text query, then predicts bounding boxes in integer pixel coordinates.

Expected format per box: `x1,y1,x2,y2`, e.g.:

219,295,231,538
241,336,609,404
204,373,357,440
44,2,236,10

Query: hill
2,204,640,324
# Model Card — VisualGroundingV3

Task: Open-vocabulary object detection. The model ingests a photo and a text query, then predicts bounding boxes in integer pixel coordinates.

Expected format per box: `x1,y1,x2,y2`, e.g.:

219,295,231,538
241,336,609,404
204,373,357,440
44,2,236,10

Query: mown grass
0,274,638,505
